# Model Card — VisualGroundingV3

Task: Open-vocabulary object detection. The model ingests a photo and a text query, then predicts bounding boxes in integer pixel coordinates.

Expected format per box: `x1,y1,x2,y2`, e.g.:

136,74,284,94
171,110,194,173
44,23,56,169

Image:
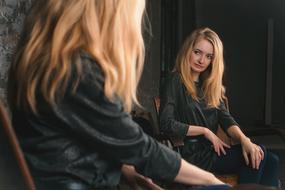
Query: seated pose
160,27,280,188
7,1,231,190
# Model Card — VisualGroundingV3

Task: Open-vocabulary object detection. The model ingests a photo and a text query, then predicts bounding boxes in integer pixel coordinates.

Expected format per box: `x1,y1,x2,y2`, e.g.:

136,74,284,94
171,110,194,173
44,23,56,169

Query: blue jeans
211,144,279,187
192,184,230,190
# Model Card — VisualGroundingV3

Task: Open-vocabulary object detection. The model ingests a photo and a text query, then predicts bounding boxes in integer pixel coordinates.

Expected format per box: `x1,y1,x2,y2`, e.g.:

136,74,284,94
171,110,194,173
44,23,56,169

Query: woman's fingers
214,139,229,156
220,145,226,155
137,175,164,190
221,141,231,149
243,150,249,165
256,155,261,169
249,145,263,169
255,151,262,169
219,140,229,155
251,149,256,169
259,146,264,160
214,144,220,156
241,140,265,169
255,154,259,169
255,145,263,169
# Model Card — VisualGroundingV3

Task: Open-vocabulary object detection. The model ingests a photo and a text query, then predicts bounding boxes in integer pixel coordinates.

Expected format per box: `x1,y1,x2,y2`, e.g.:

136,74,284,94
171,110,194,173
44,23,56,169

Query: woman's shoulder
64,50,105,92
80,51,101,72
165,72,183,86
160,72,183,96
79,51,104,79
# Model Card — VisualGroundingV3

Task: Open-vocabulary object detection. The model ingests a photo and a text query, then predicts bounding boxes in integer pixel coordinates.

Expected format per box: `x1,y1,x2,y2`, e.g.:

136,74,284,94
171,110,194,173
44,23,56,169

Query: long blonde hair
174,27,225,108
8,0,145,113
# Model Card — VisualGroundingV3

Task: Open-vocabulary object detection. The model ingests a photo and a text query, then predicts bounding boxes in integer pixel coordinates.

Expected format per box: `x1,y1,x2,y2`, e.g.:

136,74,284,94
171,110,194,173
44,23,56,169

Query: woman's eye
194,50,200,55
207,55,213,60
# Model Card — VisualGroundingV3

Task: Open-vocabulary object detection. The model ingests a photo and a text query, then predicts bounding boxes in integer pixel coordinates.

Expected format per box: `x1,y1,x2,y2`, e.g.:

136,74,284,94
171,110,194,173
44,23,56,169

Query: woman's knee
259,144,267,154
258,144,269,162
259,144,279,170
267,152,279,167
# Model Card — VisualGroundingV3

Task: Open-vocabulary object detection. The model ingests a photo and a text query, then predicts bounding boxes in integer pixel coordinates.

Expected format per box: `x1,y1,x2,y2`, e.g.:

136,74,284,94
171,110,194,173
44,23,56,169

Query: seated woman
7,1,230,190
159,27,280,188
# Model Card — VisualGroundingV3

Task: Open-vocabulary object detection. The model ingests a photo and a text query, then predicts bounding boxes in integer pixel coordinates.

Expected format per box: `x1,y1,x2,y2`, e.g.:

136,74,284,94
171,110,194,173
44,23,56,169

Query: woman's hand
204,128,230,156
241,137,264,169
121,165,164,190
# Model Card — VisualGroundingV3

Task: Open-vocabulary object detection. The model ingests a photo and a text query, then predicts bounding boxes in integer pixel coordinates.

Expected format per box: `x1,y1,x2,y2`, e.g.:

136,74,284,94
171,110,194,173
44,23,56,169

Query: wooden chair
0,100,36,190
153,96,238,186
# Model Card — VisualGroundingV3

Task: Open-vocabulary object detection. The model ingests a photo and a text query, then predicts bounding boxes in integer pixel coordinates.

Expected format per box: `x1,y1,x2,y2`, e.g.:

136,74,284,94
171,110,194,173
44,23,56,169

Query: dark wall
135,0,161,126
1,0,284,133
195,0,285,128
159,0,285,129
160,0,196,84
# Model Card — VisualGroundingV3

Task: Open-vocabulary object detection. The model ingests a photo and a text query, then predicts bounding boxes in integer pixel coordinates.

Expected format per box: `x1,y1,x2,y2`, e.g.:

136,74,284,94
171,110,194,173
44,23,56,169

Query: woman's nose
198,55,206,63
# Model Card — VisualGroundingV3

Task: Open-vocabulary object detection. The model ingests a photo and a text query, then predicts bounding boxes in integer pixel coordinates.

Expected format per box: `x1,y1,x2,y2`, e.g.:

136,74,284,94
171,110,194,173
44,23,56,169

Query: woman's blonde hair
174,27,225,108
9,0,146,113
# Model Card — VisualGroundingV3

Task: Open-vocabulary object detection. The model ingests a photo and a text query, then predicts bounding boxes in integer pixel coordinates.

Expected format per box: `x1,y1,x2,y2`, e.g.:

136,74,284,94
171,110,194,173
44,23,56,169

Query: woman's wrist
187,125,208,136
207,173,224,185
240,136,250,145
203,128,211,137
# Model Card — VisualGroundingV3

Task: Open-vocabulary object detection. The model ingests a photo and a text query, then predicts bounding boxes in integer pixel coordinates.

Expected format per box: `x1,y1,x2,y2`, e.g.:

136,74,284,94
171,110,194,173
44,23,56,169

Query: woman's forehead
194,39,213,54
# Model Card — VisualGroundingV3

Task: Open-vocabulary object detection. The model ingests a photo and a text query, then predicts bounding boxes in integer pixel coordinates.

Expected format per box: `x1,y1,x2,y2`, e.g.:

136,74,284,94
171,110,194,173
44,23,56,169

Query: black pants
211,144,279,187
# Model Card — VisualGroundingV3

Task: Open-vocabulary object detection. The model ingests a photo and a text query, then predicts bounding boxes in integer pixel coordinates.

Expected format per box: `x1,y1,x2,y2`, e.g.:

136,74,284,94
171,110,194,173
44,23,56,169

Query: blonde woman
160,27,279,188
7,1,231,190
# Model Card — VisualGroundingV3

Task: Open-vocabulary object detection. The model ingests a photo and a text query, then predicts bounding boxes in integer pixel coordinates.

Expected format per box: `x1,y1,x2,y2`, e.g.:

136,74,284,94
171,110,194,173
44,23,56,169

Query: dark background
1,0,284,132
156,0,285,130
0,0,285,189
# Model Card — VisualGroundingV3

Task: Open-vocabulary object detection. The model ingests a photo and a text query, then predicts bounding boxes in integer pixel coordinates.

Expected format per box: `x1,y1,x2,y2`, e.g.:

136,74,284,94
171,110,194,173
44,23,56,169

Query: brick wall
0,0,31,104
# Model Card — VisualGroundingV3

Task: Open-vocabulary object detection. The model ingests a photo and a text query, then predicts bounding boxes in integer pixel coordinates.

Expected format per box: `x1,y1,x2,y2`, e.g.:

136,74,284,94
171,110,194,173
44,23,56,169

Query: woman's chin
191,67,205,74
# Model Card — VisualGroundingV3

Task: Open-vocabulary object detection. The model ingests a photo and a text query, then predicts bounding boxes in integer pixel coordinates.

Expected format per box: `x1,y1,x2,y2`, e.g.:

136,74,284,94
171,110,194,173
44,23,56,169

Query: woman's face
189,38,214,75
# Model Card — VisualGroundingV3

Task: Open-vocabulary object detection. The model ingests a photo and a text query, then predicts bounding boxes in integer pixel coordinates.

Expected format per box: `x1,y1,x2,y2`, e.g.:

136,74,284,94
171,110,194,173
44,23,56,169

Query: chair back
153,97,161,118
0,100,36,190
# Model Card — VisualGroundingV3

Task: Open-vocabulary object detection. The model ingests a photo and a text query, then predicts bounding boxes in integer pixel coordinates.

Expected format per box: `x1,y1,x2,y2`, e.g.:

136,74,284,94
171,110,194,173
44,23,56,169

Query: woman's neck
192,72,200,82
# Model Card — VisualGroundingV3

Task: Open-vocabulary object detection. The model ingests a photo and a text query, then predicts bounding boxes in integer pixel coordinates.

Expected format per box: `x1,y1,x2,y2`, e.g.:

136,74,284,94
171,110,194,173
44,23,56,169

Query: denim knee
267,152,279,167
259,144,279,166
259,144,267,154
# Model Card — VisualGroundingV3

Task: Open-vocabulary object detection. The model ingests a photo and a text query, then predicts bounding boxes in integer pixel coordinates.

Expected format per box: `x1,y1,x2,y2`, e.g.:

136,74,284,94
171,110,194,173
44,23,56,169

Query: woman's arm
53,59,181,182
121,165,164,190
218,100,264,169
122,159,225,188
175,159,225,186
159,74,189,139
226,125,247,142
227,125,264,169
187,125,230,156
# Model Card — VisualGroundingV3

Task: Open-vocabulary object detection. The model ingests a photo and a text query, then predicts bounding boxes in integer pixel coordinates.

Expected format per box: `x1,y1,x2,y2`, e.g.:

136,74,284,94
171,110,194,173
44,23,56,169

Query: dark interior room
0,0,284,189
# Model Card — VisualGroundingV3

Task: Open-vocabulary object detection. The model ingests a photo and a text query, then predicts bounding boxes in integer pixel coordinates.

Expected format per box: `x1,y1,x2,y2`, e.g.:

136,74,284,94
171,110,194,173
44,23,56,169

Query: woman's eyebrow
194,48,213,56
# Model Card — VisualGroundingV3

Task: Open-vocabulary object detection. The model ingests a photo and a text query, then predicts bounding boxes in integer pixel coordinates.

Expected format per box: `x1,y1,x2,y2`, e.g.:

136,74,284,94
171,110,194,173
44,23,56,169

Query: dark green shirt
160,72,239,170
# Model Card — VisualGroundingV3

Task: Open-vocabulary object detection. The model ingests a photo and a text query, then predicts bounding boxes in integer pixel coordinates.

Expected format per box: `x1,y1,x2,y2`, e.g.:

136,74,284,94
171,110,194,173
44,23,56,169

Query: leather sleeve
52,56,181,181
159,74,189,138
218,100,239,132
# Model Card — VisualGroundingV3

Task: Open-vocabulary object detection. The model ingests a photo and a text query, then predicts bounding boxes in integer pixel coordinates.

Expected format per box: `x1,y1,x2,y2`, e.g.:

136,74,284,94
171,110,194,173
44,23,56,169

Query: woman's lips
194,63,205,69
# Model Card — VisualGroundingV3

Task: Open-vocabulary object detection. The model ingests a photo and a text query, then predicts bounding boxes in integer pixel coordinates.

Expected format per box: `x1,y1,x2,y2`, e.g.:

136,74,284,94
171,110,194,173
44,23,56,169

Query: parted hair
8,0,146,113
174,27,225,108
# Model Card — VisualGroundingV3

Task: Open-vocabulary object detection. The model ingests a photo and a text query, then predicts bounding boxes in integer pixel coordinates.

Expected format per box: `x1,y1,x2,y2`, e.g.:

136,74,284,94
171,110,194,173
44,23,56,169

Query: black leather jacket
11,53,181,189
